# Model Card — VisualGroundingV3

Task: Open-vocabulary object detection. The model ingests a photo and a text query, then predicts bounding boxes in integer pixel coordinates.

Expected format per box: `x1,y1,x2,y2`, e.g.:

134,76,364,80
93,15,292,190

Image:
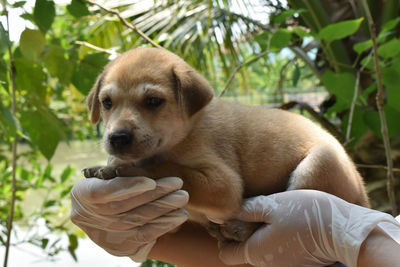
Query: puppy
83,47,369,241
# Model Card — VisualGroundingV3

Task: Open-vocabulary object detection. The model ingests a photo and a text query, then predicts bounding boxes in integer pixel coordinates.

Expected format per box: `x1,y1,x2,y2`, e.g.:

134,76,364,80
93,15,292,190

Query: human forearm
148,222,251,267
358,226,400,267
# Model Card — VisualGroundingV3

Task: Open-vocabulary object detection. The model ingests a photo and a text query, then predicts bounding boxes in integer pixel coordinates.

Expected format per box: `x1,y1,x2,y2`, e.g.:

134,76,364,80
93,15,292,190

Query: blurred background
1,0,400,266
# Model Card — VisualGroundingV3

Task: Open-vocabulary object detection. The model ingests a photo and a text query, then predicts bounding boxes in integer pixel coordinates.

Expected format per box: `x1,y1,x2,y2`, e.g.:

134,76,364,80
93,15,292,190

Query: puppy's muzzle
109,130,132,150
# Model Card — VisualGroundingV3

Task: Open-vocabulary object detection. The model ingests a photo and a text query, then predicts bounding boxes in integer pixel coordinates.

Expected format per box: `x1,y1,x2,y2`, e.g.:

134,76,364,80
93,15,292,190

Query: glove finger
133,209,189,243
72,176,156,204
73,190,189,231
218,241,248,265
87,177,184,215
234,195,278,223
116,190,189,229
81,208,188,252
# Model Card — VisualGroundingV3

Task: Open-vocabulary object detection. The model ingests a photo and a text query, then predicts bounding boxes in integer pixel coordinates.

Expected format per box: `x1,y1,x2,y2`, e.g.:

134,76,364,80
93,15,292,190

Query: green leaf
44,46,73,84
273,9,306,24
381,64,400,112
360,54,375,70
381,17,400,33
270,29,291,50
0,22,9,54
36,172,45,187
18,167,34,182
0,60,8,88
44,200,56,208
353,39,372,54
292,64,300,87
321,71,355,112
319,18,364,43
272,9,296,24
19,29,45,61
20,105,66,160
67,0,90,18
0,101,18,138
354,31,392,54
44,164,52,179
342,107,369,144
72,53,109,95
68,234,78,262
19,13,35,23
272,9,300,24
377,38,400,58
41,238,49,249
290,26,310,38
360,83,376,102
12,1,26,8
33,0,55,32
60,165,74,183
254,32,269,51
14,57,46,99
363,106,400,139
363,110,381,138
60,185,73,198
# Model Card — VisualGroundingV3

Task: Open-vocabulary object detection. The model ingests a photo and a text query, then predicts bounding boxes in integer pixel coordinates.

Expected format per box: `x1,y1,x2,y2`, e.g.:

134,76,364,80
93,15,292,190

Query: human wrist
330,204,399,267
357,225,400,267
129,240,157,262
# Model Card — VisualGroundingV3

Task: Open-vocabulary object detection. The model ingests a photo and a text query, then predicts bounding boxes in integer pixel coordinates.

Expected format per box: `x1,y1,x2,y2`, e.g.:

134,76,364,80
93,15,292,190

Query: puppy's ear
86,74,104,124
172,65,214,116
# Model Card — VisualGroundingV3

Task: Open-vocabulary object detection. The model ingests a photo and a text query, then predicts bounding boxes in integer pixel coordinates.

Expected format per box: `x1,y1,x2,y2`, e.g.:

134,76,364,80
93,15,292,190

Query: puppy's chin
105,144,158,162
107,150,147,162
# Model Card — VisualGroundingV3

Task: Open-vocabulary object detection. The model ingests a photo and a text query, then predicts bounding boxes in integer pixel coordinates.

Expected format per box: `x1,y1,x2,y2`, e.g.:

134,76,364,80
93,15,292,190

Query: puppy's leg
83,156,136,180
218,220,263,242
287,143,369,207
139,161,259,241
83,165,119,179
165,163,262,242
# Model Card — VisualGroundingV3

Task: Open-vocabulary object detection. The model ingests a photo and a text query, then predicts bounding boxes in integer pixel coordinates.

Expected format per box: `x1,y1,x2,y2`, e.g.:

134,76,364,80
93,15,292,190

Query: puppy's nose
109,130,132,149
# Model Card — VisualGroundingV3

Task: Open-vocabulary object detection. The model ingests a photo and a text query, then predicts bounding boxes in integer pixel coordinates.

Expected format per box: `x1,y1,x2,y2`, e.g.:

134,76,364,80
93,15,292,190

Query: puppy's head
87,48,214,161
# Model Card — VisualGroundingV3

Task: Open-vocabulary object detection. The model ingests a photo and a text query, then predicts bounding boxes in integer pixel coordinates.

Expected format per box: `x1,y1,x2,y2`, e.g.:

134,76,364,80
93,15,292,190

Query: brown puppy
84,47,369,241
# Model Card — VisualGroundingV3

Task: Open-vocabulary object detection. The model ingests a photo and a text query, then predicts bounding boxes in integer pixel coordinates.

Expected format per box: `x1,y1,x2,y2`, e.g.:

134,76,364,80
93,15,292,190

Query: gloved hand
219,190,400,267
70,176,189,262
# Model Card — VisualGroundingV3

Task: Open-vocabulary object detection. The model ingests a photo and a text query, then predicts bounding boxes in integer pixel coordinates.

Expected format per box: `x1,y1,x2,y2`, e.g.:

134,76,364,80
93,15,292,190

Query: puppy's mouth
105,130,162,160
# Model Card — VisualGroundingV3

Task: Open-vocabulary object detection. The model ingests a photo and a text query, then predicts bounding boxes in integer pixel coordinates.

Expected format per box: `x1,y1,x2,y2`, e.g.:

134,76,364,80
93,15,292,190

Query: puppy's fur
84,47,369,241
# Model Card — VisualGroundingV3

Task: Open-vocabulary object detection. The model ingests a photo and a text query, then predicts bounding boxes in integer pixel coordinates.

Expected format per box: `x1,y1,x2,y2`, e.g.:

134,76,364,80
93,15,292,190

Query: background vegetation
1,0,399,266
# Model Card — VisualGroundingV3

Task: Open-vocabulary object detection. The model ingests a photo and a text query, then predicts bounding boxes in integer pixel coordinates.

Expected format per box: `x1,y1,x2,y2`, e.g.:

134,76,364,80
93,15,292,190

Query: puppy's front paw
82,165,118,180
207,222,227,242
220,220,263,242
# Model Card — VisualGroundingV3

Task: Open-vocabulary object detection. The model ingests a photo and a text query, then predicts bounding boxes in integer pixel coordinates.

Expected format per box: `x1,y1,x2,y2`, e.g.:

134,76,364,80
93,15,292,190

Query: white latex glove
70,176,189,262
219,190,400,267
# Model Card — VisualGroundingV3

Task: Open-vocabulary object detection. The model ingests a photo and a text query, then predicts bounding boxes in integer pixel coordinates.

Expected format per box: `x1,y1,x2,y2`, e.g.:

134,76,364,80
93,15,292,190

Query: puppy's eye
102,97,112,110
144,97,165,109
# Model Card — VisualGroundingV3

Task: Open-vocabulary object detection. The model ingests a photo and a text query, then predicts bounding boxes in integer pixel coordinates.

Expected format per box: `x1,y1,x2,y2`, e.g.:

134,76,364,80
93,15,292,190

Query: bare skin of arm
148,223,400,267
358,226,400,267
148,222,251,267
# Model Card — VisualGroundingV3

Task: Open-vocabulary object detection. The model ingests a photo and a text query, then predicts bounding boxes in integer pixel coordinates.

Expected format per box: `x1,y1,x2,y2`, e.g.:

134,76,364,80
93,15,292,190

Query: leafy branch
361,0,397,215
280,101,344,142
218,49,270,97
345,50,372,145
85,0,163,49
75,40,118,55
2,1,18,267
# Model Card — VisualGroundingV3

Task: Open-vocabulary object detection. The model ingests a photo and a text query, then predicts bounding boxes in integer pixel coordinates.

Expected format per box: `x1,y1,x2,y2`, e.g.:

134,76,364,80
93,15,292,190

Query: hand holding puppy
219,190,400,267
70,176,189,262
